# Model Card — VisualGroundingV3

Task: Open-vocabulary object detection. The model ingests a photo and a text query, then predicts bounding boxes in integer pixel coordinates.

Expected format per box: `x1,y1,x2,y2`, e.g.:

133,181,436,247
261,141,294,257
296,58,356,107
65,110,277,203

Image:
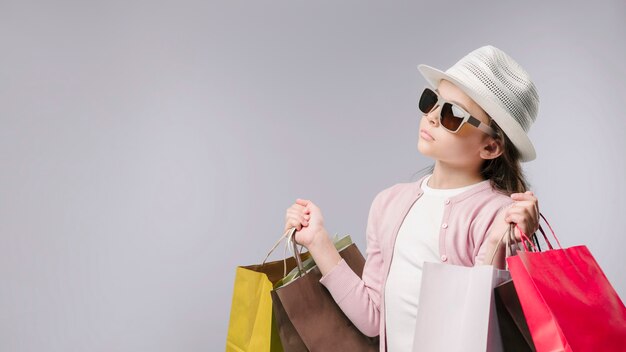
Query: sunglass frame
419,87,498,138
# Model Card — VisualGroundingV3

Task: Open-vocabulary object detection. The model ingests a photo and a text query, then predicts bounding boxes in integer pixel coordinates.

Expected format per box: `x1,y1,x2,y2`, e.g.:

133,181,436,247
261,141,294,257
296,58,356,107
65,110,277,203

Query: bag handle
516,212,561,253
540,212,562,249
487,224,510,265
261,227,305,277
261,227,303,278
487,221,543,266
487,222,520,265
287,229,306,277
516,223,538,252
536,224,552,250
487,211,560,264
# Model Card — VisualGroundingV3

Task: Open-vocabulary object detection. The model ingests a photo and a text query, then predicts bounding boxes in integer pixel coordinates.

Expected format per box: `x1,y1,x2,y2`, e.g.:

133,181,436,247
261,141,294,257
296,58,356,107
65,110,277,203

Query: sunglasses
418,87,497,138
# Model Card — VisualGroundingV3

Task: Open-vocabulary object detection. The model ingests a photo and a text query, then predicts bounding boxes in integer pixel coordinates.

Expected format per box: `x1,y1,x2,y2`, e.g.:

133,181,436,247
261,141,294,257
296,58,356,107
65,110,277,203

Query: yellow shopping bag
225,229,310,352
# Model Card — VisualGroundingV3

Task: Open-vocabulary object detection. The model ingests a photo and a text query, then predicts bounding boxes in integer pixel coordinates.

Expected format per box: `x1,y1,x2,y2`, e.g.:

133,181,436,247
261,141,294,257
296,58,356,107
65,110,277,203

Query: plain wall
1,0,624,350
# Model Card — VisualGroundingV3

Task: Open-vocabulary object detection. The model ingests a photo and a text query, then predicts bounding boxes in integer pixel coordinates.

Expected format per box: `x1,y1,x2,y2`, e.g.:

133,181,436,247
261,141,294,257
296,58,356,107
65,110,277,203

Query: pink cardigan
319,174,515,352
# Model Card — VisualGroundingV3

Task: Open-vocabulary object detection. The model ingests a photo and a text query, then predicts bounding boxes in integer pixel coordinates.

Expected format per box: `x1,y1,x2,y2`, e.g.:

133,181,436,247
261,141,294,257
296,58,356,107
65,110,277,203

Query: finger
287,208,308,218
286,209,301,217
286,210,309,224
509,200,536,208
292,221,302,231
513,202,538,218
285,216,306,230
296,200,313,214
300,214,309,226
510,194,524,201
289,204,308,213
510,217,534,236
507,211,536,228
285,219,302,231
505,206,526,217
507,211,539,234
508,201,538,219
505,211,529,224
510,193,536,201
509,222,530,238
296,198,311,206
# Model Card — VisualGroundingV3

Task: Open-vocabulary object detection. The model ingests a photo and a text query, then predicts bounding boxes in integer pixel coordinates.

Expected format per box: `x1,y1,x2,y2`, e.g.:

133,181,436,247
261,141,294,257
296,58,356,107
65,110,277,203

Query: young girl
283,45,541,352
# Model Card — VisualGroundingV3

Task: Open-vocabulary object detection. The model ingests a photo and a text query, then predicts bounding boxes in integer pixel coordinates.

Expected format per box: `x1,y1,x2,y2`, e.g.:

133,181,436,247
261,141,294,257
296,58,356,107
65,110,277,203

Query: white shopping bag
412,261,510,352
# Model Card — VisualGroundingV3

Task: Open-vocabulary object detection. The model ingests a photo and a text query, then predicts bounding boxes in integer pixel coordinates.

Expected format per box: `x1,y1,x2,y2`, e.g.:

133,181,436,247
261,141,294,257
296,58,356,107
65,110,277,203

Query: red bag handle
515,212,562,252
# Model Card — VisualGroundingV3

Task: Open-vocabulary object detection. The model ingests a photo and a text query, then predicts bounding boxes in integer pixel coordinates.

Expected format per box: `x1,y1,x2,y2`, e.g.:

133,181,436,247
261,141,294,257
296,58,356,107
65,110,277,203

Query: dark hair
480,119,530,195
410,119,531,196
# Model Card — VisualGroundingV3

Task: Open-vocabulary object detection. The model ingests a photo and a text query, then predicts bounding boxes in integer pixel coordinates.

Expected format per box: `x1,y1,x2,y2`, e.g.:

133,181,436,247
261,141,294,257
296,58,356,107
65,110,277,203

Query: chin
417,142,433,157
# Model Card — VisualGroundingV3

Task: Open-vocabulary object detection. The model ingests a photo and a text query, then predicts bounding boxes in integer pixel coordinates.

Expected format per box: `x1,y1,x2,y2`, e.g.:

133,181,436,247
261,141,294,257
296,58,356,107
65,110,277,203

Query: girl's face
417,79,499,167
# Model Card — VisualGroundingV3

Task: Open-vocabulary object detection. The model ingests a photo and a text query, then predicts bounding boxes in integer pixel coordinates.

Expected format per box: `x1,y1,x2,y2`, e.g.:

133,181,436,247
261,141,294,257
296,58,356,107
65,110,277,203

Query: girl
283,45,540,352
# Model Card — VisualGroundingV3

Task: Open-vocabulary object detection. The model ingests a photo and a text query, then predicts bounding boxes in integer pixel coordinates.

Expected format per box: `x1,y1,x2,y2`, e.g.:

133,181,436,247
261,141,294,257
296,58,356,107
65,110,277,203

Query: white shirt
384,174,489,352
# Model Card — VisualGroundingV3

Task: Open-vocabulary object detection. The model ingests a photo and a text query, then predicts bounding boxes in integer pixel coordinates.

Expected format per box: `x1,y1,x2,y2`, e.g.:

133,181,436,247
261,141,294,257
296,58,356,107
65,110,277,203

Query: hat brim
417,64,536,162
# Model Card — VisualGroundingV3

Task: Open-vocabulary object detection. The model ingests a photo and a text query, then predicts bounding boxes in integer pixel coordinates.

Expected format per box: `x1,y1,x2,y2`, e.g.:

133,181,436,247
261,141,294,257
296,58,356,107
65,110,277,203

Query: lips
420,129,435,141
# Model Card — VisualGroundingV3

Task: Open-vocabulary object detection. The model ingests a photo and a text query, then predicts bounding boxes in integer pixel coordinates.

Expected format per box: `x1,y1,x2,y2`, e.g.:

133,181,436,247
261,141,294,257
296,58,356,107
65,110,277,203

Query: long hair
480,119,530,195
410,119,531,196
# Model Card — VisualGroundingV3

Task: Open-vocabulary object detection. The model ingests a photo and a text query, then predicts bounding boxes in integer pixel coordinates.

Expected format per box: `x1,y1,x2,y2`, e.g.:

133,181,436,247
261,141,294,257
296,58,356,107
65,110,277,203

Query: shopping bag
506,214,626,351
225,229,311,352
494,279,536,352
412,261,510,352
274,234,353,289
271,228,379,352
491,223,536,352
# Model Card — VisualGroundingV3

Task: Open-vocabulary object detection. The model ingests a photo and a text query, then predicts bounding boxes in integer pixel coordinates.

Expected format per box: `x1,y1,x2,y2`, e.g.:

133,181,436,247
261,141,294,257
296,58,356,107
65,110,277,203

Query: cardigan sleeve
475,201,515,268
318,189,386,337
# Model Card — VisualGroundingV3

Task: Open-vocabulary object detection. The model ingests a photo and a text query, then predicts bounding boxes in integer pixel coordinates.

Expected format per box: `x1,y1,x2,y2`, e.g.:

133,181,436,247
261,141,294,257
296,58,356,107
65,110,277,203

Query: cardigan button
442,223,448,229
441,255,448,262
444,199,450,205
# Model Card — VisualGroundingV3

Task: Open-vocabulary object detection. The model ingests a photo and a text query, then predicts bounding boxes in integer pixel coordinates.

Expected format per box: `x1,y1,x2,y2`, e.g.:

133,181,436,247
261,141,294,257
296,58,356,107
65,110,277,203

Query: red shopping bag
506,214,626,351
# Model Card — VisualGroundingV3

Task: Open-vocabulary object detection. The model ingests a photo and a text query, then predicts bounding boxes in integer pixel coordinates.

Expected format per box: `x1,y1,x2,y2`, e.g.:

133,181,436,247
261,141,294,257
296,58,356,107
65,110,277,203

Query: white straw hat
418,45,539,162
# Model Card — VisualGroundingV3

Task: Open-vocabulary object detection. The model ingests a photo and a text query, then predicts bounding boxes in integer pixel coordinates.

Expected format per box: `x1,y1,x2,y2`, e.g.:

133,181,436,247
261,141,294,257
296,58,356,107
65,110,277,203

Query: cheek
455,126,486,147
445,138,472,153
443,132,485,157
461,132,484,146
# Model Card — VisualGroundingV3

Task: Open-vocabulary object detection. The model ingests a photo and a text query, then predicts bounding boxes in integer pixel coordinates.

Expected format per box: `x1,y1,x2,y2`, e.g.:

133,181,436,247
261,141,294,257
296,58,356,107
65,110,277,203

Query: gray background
1,0,624,351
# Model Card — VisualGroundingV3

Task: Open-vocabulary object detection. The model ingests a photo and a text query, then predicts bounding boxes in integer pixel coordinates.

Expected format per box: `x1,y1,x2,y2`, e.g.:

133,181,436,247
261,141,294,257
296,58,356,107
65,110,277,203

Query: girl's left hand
505,191,540,240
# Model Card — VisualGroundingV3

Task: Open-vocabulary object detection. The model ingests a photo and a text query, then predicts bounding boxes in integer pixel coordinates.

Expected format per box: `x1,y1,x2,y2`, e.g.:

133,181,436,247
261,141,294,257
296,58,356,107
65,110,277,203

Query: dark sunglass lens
440,103,463,131
418,89,437,114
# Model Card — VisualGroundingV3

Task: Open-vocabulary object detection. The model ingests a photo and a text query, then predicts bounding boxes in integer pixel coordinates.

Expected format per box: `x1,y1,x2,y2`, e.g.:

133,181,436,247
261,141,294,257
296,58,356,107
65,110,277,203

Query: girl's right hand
284,198,325,248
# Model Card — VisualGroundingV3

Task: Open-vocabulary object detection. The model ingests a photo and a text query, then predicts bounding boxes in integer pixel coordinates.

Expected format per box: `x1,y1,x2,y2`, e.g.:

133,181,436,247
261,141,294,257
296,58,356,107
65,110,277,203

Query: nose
424,104,440,127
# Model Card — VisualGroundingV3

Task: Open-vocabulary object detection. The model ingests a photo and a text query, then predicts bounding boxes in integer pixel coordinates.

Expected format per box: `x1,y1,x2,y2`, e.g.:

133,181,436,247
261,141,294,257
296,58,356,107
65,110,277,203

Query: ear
480,137,504,160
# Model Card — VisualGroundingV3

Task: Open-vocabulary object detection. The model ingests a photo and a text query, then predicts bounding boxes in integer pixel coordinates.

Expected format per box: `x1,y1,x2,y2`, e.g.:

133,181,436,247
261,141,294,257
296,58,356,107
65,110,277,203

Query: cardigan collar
414,174,493,204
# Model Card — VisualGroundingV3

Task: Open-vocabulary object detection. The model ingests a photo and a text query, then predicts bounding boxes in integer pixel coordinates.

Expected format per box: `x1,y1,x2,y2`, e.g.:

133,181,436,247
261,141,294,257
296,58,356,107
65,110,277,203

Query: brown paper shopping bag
271,228,379,352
